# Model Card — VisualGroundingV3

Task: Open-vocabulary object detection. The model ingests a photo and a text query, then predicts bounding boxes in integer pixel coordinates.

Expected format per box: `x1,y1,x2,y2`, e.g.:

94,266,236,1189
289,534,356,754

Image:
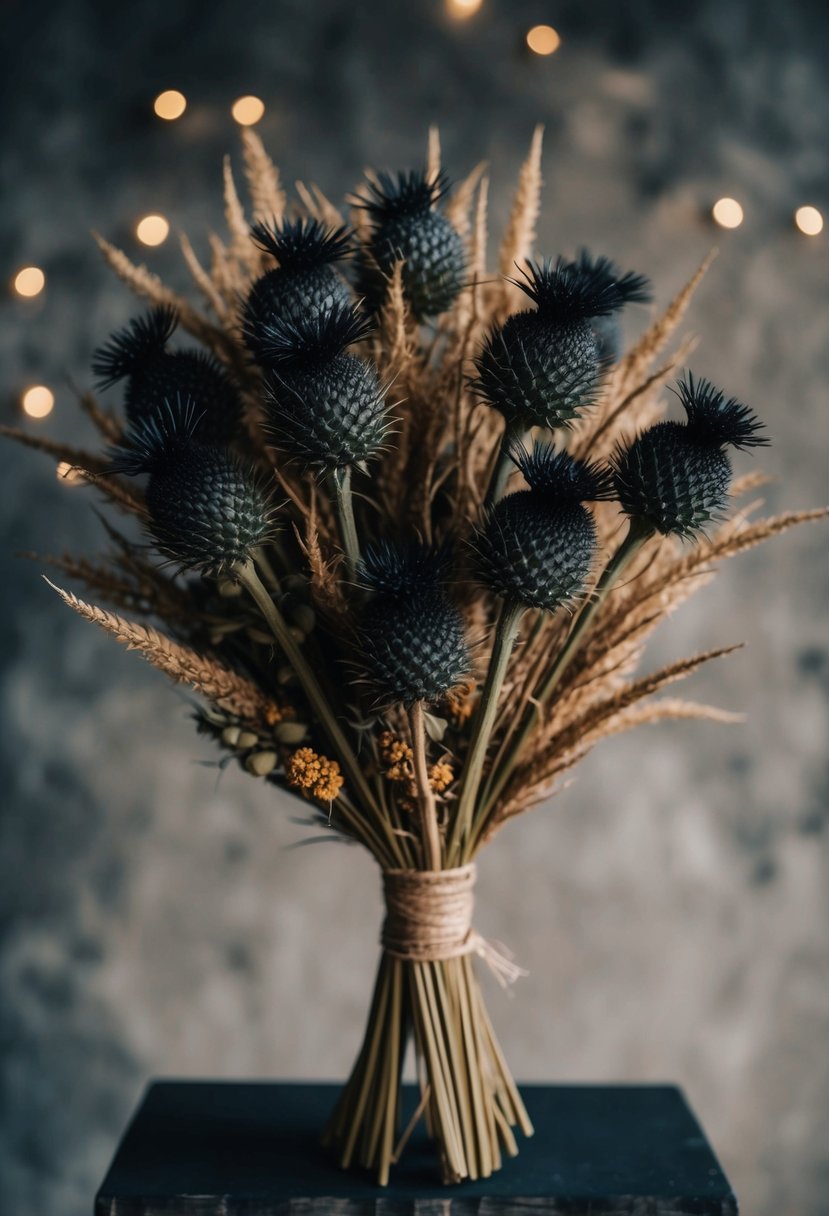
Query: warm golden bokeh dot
13,266,45,298
56,461,85,485
794,205,823,236
446,0,483,17
153,89,187,120
231,95,265,126
712,197,744,229
136,214,170,246
21,385,55,419
526,24,561,55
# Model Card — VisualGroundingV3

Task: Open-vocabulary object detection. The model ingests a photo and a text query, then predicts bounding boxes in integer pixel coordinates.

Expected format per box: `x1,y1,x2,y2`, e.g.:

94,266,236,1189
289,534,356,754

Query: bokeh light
526,25,561,55
447,0,483,17
794,205,823,236
21,385,55,419
712,197,744,229
136,214,170,246
231,96,265,126
13,266,45,298
153,90,187,120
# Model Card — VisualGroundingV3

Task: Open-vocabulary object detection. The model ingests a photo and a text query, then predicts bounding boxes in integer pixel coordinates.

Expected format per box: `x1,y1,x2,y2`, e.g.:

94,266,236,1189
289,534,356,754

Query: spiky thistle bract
244,217,354,362
614,373,768,538
565,250,652,364
356,168,466,319
93,306,242,444
475,444,612,611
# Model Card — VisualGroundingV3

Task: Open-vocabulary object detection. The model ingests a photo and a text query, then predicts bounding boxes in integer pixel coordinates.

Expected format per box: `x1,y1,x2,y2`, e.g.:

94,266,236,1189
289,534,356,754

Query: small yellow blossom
286,747,344,802
379,731,414,783
444,680,477,724
428,759,454,794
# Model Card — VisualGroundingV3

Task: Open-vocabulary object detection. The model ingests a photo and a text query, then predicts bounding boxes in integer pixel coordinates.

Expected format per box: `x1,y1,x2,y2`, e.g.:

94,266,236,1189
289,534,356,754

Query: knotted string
381,863,526,987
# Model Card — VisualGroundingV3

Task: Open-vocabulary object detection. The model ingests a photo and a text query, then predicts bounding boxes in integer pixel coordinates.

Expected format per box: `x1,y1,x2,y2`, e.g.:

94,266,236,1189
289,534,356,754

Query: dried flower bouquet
6,126,826,1187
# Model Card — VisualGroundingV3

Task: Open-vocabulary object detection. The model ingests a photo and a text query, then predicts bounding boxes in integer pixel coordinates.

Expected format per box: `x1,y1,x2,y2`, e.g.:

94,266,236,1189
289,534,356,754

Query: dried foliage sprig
10,127,825,1190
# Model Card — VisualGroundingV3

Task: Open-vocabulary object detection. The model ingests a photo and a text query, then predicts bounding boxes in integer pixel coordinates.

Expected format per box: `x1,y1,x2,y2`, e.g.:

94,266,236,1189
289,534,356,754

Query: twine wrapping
381,863,526,987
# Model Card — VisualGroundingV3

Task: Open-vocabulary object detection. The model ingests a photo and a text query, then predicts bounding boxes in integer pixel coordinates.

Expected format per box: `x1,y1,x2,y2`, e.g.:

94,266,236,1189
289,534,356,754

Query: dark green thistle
109,401,274,575
243,218,354,363
613,373,768,539
356,170,466,319
355,543,471,707
565,250,651,364
472,259,627,432
92,306,242,445
474,444,614,612
261,303,390,468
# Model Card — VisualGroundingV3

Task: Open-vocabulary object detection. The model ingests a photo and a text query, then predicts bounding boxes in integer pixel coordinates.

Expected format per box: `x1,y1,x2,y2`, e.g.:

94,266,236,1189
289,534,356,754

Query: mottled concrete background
1,1,828,1212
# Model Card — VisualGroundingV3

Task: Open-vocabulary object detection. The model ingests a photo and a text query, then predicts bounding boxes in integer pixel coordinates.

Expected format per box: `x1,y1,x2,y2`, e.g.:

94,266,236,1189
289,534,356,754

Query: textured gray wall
1,2,828,1213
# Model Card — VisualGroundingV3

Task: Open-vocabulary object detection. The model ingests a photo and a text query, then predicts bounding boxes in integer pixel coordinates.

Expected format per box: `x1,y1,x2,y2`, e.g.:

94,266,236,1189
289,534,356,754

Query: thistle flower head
357,540,454,597
92,306,178,387
243,219,353,362
613,374,767,539
250,217,353,269
356,168,466,319
510,442,615,504
511,258,626,321
675,373,769,450
474,449,606,611
257,301,373,368
110,402,274,575
355,538,470,707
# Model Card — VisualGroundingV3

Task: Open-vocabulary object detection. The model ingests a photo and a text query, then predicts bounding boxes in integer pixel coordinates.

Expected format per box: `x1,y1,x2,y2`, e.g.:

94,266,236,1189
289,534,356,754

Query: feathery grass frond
241,128,287,224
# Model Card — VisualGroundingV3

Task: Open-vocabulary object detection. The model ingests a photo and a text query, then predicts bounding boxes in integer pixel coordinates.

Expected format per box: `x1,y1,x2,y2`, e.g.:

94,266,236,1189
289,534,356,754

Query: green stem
408,700,442,871
484,420,527,512
233,556,394,855
477,516,656,826
448,599,525,864
330,464,360,578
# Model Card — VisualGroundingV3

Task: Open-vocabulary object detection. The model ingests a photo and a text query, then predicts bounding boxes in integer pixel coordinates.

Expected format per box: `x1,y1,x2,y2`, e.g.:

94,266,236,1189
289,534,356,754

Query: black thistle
564,251,651,364
243,218,354,363
261,303,390,468
355,543,471,707
109,401,274,575
472,258,627,432
613,373,768,539
92,307,242,445
356,170,466,319
474,444,614,612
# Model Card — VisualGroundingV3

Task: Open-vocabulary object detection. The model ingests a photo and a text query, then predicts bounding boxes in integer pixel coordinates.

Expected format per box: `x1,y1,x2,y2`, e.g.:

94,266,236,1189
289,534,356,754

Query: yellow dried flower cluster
428,760,455,794
286,747,343,802
378,731,414,781
443,680,477,725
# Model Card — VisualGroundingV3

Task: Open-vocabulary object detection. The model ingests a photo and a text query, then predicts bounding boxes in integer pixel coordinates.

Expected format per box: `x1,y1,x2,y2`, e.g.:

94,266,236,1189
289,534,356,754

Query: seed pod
474,444,614,611
261,303,390,468
356,169,466,319
472,259,627,431
246,750,277,776
109,401,274,576
563,250,651,364
243,218,353,363
614,374,768,539
354,543,471,707
92,306,242,444
275,720,308,745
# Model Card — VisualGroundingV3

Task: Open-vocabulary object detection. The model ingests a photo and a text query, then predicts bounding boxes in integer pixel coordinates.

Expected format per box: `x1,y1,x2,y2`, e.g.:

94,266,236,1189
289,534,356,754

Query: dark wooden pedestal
95,1081,737,1214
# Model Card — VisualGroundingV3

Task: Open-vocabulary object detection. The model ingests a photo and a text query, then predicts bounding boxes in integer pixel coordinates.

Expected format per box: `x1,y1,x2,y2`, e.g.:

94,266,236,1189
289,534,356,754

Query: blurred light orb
13,266,46,297
712,197,744,229
136,214,170,246
22,385,55,419
232,96,265,126
56,461,84,485
447,0,482,17
794,205,823,236
526,24,561,55
153,89,187,120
